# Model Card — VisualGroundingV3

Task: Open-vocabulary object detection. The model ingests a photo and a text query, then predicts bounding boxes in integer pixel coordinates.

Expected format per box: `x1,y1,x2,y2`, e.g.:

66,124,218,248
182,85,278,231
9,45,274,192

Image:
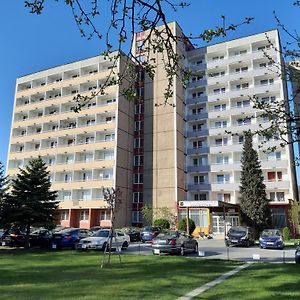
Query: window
34,144,40,150
267,151,281,161
216,156,229,164
236,83,249,90
134,104,144,114
217,174,230,183
260,78,274,86
214,121,227,128
213,87,226,94
270,192,285,202
134,173,143,184
267,172,282,182
80,210,89,221
238,135,244,144
105,134,115,141
62,191,71,200
86,119,95,126
214,104,226,111
192,107,204,115
194,193,207,201
100,210,110,220
235,66,248,73
48,158,54,165
50,141,57,148
192,123,203,131
36,128,42,133
237,118,251,126
236,100,250,108
134,138,144,148
212,55,224,61
64,174,71,182
133,192,143,203
194,175,205,184
132,211,142,223
193,140,203,149
217,193,231,202
215,137,228,146
257,45,271,51
134,155,144,166
134,121,144,131
61,210,69,220
106,98,116,104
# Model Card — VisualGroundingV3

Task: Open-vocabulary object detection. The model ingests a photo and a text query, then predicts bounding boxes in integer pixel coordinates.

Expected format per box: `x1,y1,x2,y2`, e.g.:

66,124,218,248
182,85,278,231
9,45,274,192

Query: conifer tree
2,157,59,247
240,131,271,235
0,161,9,202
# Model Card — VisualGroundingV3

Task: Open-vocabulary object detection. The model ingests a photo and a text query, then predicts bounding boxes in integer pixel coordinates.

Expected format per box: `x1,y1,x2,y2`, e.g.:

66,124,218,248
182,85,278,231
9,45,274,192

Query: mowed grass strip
0,249,238,300
197,263,300,300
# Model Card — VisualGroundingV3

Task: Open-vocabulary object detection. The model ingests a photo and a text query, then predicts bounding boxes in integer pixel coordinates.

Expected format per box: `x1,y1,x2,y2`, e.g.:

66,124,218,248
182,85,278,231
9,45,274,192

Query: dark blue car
51,228,92,249
259,229,284,249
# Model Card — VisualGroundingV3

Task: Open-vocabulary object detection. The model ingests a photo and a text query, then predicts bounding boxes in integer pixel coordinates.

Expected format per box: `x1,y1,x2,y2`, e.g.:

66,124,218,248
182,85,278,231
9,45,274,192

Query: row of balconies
187,62,276,88
13,99,116,123
10,133,115,154
12,115,115,139
187,44,275,70
57,187,111,202
187,180,290,192
17,62,114,92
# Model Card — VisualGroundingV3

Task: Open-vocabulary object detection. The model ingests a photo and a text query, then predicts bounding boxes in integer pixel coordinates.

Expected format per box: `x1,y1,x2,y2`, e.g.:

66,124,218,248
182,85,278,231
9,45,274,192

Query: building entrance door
212,215,225,234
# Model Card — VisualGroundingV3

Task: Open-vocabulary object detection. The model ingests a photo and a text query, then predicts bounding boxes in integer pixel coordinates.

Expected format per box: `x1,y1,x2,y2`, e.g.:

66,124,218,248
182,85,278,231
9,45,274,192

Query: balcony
186,147,210,155
186,165,211,173
265,180,290,189
186,129,209,138
186,112,208,121
187,183,211,191
186,96,208,105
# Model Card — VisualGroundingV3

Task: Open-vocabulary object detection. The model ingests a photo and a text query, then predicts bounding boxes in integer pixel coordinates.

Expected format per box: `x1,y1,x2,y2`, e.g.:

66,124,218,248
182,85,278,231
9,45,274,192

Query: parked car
140,226,160,243
259,229,284,250
295,244,300,264
225,226,255,247
90,226,103,233
152,231,198,256
0,229,4,239
120,227,141,242
1,228,26,247
77,229,130,250
51,228,92,249
30,228,53,248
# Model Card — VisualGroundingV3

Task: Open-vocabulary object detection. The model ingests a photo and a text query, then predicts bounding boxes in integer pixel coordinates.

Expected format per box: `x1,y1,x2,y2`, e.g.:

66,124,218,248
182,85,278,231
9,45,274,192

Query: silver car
77,229,130,251
152,231,198,256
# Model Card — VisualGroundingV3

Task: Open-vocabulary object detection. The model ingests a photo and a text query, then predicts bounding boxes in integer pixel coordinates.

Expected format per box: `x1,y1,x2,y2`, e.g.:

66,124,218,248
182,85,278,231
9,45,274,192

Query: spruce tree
0,162,9,227
3,157,59,247
240,131,271,235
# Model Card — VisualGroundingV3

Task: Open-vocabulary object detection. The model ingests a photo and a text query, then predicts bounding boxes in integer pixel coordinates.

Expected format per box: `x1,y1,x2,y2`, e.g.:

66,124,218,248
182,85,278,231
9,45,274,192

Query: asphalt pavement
127,238,297,263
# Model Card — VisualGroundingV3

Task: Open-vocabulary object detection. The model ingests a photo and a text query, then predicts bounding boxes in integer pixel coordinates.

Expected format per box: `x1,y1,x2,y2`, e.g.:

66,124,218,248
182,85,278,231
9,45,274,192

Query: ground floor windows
271,208,287,228
80,210,89,221
132,211,142,223
61,210,69,221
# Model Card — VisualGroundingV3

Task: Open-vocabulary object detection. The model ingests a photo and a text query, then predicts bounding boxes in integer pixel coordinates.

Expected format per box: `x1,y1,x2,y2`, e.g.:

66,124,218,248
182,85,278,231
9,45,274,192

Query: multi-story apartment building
7,22,298,234
7,53,134,228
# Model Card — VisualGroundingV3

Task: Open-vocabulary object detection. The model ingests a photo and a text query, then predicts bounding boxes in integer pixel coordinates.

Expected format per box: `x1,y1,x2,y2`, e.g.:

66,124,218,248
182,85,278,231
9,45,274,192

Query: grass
0,248,238,300
197,263,300,300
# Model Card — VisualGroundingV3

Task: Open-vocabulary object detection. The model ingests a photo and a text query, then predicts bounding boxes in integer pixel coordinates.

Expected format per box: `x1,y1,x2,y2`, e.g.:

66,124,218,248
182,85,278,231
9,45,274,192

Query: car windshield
93,230,109,237
229,227,247,235
261,229,280,237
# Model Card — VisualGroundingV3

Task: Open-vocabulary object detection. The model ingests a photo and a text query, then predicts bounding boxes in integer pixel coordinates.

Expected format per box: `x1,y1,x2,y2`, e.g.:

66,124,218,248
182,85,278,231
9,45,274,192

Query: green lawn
0,249,237,300
197,263,300,300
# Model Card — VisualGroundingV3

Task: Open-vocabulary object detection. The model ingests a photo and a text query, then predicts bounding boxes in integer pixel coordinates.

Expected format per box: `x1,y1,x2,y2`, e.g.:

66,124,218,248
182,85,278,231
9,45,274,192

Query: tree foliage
0,161,9,202
153,218,170,230
239,131,271,234
24,0,252,109
178,218,195,235
0,158,58,247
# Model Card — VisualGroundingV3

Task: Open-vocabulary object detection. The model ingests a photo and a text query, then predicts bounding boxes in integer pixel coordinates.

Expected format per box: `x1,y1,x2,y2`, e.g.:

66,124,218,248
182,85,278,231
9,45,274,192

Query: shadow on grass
0,250,239,300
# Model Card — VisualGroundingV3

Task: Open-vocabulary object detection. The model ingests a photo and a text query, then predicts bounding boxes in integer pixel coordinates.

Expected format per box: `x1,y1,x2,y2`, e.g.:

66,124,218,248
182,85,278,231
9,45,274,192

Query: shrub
282,227,290,241
154,218,170,230
178,218,196,235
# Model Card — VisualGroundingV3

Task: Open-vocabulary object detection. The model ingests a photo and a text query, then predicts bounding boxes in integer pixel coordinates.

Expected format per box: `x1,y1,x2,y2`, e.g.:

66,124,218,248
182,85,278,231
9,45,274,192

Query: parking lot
127,238,297,263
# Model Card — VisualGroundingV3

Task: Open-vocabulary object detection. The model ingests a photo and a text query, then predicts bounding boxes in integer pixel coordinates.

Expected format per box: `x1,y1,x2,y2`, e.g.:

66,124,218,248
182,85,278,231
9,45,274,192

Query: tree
24,0,252,108
101,187,122,268
178,218,195,235
0,161,9,202
239,131,271,235
0,157,58,248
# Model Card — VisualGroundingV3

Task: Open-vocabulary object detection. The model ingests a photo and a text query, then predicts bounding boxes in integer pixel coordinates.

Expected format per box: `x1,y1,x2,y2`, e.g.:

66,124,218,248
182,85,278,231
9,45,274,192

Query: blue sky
0,1,299,170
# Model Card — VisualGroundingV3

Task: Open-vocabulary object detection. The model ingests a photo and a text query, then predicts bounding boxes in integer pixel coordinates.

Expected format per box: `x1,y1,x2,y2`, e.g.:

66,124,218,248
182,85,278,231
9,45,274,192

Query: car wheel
225,241,229,247
194,243,198,254
122,241,128,250
180,246,185,256
246,240,250,247
72,242,79,250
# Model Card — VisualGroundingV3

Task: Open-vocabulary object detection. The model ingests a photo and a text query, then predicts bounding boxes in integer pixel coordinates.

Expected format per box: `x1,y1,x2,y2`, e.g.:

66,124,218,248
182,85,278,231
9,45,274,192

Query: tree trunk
25,225,31,249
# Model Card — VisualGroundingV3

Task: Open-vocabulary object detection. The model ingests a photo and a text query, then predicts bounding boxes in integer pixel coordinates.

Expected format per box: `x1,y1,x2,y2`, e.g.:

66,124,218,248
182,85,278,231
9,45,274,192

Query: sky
0,1,300,171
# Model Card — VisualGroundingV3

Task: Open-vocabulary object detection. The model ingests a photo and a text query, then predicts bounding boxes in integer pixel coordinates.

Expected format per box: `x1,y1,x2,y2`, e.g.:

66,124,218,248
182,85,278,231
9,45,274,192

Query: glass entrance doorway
211,214,239,234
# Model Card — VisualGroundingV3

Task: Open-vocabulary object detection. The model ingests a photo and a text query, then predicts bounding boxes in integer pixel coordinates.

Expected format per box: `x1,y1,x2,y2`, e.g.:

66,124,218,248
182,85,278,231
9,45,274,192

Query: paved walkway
177,263,251,300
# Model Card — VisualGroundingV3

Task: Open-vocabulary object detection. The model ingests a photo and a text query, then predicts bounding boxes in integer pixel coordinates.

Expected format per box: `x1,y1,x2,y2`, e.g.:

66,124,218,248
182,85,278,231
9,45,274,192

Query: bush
282,227,290,241
154,218,170,230
178,218,196,235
